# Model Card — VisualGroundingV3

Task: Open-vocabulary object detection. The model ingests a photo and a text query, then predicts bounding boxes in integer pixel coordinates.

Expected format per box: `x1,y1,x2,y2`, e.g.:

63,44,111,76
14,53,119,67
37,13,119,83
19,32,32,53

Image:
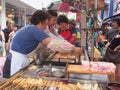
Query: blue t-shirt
11,25,49,54
106,29,115,40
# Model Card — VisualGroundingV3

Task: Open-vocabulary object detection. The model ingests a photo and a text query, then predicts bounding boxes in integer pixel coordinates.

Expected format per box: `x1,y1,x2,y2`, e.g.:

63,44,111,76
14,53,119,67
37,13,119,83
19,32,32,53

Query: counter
0,50,110,90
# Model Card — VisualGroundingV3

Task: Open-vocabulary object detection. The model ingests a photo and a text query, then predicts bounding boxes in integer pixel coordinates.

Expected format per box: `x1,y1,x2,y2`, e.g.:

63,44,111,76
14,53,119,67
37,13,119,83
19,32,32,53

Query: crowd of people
0,9,119,82
93,17,120,81
93,18,120,56
2,10,82,78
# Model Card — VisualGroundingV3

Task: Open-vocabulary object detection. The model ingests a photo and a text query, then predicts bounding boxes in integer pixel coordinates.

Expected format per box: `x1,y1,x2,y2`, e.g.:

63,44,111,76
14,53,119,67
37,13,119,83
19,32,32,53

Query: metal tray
42,77,103,90
0,72,103,90
41,52,81,66
23,65,66,78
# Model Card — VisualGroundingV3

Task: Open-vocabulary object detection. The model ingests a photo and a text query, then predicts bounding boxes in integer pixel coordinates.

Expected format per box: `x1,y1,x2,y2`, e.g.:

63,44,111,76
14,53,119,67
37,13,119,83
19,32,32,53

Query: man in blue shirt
102,22,115,41
3,10,50,78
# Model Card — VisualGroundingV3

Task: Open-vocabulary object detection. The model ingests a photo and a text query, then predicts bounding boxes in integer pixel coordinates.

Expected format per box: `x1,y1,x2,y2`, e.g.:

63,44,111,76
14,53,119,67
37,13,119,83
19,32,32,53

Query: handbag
104,47,120,64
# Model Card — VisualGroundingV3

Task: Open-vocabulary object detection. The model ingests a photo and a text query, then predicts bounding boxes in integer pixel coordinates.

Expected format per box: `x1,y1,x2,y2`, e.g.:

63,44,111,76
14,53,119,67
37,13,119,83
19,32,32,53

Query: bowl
52,70,64,77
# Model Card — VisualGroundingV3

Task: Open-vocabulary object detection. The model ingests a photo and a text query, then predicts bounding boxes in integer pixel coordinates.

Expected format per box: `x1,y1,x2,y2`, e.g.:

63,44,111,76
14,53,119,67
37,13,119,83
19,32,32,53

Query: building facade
0,0,36,29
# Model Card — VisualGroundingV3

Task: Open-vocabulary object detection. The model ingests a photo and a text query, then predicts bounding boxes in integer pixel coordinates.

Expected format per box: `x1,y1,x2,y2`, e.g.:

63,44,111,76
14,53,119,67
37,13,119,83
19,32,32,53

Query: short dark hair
31,10,49,25
47,10,57,18
102,22,110,26
113,17,120,26
57,15,68,25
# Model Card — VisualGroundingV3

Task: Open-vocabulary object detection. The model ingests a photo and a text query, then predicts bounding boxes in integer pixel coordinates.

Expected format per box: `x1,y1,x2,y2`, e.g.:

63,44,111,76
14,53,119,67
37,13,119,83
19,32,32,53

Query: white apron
10,45,39,76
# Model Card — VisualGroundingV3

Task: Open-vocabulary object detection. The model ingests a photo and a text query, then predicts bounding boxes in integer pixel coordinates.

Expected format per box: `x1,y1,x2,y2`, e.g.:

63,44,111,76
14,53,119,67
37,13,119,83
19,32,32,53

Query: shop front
0,0,36,29
6,3,24,28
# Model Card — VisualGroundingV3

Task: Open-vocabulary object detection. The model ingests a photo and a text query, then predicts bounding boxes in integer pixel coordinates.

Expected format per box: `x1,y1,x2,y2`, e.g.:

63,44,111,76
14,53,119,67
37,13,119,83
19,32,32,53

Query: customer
3,20,13,55
3,20,13,43
106,18,120,49
46,10,57,34
44,10,64,40
3,10,82,78
105,17,120,82
57,15,77,45
102,22,115,42
6,25,18,53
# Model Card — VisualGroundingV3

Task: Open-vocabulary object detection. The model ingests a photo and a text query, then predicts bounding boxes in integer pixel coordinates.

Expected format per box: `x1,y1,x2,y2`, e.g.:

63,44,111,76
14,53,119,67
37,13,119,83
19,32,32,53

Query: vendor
3,10,82,78
44,10,64,40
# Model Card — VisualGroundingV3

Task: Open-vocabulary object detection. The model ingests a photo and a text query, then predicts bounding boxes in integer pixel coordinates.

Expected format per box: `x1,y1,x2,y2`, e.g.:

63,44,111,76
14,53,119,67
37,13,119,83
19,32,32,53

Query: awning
103,13,120,22
48,1,70,11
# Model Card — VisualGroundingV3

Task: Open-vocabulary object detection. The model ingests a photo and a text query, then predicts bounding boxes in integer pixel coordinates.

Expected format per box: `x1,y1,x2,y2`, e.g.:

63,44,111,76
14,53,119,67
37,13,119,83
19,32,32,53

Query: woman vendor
3,10,82,78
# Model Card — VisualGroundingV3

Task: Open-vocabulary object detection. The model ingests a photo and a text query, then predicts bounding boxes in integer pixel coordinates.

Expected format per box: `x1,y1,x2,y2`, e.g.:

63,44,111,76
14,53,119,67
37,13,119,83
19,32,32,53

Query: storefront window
6,3,25,27
19,8,25,27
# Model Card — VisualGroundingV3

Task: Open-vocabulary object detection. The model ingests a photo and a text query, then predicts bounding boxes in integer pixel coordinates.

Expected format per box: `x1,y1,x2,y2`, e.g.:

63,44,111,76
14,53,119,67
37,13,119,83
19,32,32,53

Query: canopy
48,1,70,11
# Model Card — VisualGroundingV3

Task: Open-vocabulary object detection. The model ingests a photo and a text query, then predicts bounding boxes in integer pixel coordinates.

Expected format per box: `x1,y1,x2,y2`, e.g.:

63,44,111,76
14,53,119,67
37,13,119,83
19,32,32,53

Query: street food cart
0,0,119,90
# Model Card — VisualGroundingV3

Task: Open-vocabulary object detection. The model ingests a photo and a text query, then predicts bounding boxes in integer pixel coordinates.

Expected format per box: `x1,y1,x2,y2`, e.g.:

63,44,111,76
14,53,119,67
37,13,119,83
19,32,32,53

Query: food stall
0,54,103,90
0,0,119,90
0,47,116,90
